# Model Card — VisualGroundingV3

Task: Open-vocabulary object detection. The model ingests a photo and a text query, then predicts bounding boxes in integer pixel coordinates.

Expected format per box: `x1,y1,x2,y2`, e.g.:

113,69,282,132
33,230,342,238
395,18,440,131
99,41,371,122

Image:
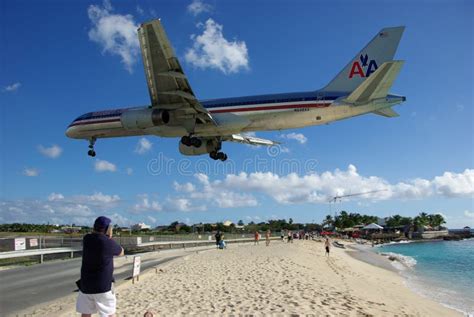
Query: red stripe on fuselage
70,103,332,127
208,102,331,113
69,118,121,127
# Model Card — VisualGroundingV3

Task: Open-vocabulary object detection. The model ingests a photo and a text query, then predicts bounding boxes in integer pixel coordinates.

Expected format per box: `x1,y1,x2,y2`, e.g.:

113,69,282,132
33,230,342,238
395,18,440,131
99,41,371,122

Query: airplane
66,20,406,161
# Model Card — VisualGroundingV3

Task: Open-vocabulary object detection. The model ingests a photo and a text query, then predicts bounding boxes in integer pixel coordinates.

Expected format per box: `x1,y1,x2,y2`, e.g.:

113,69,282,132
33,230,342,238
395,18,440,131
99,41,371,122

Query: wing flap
225,134,280,146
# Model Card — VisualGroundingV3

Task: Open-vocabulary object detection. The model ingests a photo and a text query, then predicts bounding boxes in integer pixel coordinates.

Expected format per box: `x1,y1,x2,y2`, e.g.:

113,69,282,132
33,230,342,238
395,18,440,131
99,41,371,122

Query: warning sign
132,256,141,278
14,238,26,251
29,238,38,247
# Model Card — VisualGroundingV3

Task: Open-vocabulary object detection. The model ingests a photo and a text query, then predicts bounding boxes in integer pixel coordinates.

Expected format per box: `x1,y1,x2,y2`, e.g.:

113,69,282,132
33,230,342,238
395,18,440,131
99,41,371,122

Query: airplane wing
224,134,280,146
138,20,214,124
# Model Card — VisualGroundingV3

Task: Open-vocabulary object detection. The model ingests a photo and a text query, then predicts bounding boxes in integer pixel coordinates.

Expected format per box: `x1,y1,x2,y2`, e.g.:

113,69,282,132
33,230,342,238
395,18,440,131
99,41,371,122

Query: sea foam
380,252,417,269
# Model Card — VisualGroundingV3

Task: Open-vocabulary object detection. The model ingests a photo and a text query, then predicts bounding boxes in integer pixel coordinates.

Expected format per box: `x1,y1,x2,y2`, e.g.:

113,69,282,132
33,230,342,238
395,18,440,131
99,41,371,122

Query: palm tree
428,214,446,229
322,215,334,229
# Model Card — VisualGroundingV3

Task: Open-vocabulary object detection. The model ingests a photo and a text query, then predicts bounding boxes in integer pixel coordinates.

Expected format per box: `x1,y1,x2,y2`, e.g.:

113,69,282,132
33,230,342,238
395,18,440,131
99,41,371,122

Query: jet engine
121,108,169,130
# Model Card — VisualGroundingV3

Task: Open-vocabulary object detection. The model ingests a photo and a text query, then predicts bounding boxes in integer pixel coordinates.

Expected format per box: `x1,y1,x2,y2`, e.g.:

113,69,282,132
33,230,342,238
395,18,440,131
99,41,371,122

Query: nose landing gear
87,138,96,157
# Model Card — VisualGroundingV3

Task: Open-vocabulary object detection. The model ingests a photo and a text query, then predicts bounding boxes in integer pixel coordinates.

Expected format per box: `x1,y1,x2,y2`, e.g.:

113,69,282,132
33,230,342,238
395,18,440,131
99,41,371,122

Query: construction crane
328,189,387,204
328,189,387,220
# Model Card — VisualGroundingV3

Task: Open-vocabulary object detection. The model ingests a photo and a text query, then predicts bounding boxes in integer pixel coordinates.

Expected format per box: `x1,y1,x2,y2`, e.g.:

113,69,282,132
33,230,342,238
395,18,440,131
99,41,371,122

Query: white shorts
76,290,116,316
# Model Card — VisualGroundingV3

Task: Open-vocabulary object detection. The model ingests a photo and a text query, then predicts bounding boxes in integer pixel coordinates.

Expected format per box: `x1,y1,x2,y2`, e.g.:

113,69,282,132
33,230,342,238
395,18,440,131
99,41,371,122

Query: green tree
428,214,445,228
322,215,334,228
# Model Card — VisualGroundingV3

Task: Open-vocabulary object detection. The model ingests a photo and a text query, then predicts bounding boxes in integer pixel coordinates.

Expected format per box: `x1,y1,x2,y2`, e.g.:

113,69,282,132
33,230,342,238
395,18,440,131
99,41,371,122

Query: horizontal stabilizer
372,107,399,117
225,134,279,146
344,61,404,104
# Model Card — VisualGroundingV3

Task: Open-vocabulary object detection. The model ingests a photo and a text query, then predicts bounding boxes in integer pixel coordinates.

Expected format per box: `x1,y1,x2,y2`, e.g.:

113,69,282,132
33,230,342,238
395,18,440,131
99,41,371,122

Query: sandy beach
18,240,460,316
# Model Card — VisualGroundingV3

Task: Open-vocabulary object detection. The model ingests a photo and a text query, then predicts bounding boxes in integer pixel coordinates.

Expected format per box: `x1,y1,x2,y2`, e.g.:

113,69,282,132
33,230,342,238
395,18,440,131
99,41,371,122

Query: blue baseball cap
94,216,111,231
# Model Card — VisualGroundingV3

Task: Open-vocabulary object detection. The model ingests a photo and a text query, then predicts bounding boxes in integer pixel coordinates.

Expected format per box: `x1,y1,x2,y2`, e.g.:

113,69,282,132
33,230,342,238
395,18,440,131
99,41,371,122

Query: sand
18,240,460,316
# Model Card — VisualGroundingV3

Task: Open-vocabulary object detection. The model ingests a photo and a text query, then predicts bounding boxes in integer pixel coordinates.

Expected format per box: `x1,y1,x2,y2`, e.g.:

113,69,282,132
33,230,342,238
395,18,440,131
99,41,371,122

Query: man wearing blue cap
76,216,124,317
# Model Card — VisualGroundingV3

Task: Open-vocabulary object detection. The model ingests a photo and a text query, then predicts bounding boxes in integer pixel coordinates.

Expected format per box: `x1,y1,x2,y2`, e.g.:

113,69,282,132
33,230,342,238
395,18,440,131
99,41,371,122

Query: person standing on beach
287,230,293,243
265,230,271,246
254,231,260,245
215,231,222,249
324,237,330,256
280,230,285,241
76,216,124,317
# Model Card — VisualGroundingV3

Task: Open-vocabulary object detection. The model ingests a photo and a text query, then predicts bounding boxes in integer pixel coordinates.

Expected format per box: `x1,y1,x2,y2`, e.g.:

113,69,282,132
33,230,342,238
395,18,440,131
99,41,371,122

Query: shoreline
350,239,473,316
11,240,461,316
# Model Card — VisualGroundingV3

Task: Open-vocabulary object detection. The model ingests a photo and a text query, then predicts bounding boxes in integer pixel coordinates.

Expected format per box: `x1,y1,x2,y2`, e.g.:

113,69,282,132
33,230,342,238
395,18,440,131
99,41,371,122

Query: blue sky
1,0,473,228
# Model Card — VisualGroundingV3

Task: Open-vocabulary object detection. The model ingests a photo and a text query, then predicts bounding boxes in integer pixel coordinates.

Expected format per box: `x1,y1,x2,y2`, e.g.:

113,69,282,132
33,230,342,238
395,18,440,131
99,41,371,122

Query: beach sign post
132,256,141,284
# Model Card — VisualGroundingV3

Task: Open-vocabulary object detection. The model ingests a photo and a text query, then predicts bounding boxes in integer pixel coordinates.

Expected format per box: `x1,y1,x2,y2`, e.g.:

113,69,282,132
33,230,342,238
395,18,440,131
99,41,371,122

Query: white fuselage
66,90,404,140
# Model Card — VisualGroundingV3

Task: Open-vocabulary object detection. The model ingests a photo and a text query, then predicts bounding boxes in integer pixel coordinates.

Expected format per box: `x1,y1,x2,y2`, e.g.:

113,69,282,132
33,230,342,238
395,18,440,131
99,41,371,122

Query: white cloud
166,198,196,212
107,212,131,227
48,193,64,201
433,169,474,197
464,210,474,218
173,181,196,193
3,82,21,92
280,132,307,144
133,194,162,212
38,144,63,158
135,138,152,154
185,19,249,74
172,173,258,209
147,215,157,224
126,167,133,175
87,0,140,73
136,5,144,15
78,192,120,204
94,159,117,172
1,191,125,226
23,168,39,177
187,0,212,16
175,166,473,206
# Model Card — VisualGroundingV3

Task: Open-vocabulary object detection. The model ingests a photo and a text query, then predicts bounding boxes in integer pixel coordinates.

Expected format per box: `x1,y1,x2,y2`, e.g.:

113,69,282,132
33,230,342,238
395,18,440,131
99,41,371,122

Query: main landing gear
209,151,228,162
87,137,96,157
181,136,202,147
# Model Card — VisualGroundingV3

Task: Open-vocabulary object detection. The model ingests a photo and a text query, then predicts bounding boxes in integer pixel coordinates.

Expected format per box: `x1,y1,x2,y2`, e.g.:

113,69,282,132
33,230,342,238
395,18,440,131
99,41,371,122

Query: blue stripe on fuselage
71,91,345,123
200,91,342,108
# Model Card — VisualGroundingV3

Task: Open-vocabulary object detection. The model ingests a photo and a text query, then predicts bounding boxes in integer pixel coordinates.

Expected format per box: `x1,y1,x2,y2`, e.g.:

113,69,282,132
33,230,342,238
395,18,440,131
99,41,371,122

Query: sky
1,0,473,228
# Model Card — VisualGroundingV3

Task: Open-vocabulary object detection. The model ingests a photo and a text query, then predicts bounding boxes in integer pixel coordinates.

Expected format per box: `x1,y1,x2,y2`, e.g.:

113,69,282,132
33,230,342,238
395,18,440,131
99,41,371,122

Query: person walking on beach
265,229,271,246
280,230,285,241
287,230,293,243
215,231,222,249
325,237,331,257
76,216,124,317
254,231,260,245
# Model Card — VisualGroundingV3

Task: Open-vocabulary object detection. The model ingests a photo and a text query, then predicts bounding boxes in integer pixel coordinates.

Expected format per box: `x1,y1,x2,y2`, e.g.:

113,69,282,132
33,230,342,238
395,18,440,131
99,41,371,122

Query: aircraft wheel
88,150,96,157
217,152,227,161
181,136,191,146
191,137,202,147
209,151,218,160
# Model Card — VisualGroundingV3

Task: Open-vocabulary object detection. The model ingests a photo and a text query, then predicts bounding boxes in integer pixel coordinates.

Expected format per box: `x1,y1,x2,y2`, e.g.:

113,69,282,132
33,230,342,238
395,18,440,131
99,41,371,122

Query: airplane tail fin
322,26,405,93
343,60,404,104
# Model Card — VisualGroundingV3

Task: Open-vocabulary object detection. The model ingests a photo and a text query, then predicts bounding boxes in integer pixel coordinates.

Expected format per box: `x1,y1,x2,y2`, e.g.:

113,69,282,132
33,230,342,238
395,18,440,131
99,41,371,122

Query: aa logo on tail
349,54,378,78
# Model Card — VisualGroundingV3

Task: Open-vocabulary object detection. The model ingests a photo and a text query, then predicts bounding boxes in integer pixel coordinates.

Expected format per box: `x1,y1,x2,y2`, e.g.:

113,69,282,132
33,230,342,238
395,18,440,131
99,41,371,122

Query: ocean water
377,239,474,315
